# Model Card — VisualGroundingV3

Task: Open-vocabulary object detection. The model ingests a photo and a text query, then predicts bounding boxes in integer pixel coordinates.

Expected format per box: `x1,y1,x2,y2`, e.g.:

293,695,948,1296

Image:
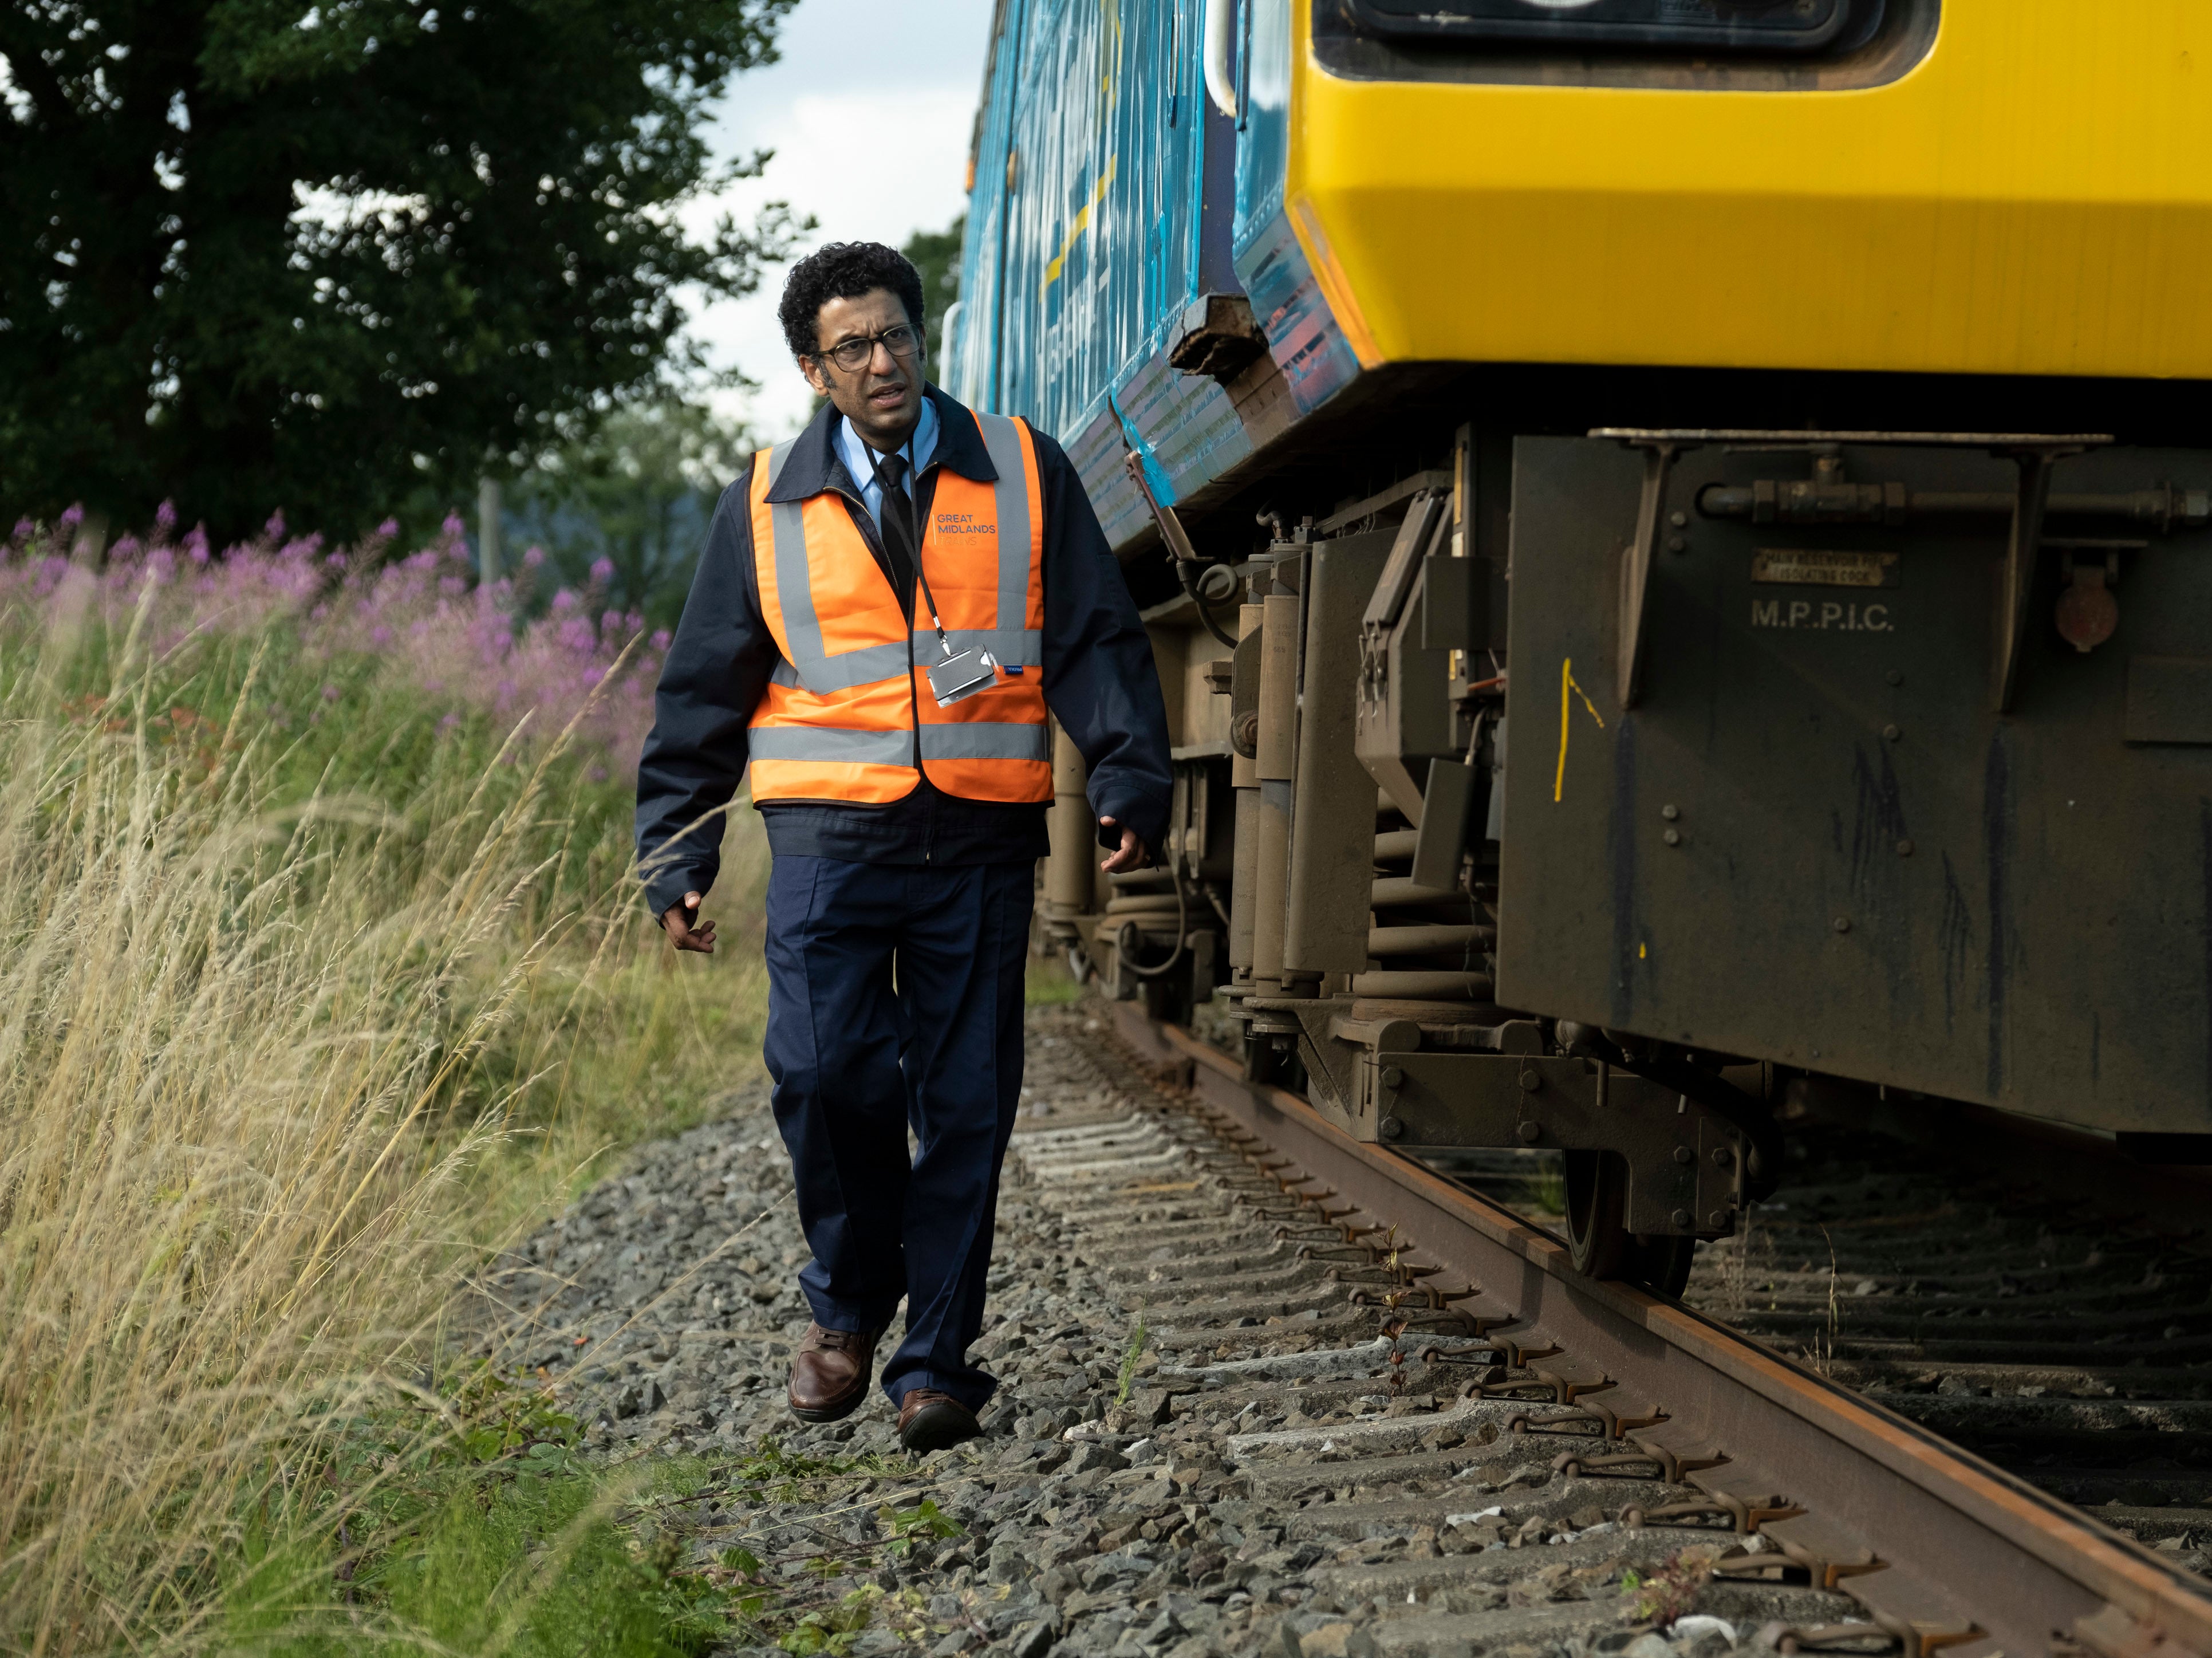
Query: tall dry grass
0,572,766,1653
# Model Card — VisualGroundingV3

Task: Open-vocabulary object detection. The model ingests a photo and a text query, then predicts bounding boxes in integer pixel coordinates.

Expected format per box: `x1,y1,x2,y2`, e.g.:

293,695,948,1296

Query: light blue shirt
834,397,940,531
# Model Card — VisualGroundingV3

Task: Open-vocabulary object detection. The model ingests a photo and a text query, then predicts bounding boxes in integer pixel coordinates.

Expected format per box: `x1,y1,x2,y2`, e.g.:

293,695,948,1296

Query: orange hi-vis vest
746,409,1051,806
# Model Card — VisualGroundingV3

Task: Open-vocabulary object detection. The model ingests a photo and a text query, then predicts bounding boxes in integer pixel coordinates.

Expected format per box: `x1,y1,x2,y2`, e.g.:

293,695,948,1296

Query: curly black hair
777,242,927,361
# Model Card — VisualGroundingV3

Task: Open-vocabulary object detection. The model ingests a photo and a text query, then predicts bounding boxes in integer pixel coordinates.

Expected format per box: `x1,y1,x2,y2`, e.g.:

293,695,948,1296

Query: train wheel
1562,1151,1695,1299
1562,1151,1631,1279
1623,1232,1696,1301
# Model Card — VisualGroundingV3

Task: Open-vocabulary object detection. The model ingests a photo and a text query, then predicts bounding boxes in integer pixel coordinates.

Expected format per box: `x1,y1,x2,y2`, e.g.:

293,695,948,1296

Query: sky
683,0,999,440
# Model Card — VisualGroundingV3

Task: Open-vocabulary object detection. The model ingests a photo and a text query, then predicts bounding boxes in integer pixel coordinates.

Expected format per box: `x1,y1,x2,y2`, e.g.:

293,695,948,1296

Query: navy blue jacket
634,385,1173,919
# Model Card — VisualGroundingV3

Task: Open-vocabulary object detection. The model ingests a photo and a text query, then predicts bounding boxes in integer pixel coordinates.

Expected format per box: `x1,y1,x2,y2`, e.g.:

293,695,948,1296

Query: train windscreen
1335,0,1879,52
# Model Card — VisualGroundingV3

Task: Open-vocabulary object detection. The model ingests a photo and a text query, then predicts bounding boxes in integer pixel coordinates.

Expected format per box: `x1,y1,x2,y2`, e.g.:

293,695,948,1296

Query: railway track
1042,999,2212,1658
1682,1121,2212,1556
506,996,2212,1658
1429,1107,2212,1559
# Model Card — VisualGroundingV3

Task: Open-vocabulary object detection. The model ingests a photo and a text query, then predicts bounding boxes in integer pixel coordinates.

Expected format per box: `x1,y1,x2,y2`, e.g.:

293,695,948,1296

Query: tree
0,1,805,545
506,394,751,629
901,215,964,357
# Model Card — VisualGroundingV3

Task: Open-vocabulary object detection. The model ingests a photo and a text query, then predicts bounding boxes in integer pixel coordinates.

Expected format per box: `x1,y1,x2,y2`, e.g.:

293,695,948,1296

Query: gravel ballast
483,1003,1860,1658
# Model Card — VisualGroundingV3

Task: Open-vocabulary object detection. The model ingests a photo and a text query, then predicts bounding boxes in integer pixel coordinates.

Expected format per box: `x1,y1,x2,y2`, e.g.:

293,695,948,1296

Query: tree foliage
508,394,752,628
0,0,803,544
901,214,964,357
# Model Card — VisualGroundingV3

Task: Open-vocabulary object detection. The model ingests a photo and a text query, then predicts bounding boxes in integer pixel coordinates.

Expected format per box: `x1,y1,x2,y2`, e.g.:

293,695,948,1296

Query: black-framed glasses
817,324,923,374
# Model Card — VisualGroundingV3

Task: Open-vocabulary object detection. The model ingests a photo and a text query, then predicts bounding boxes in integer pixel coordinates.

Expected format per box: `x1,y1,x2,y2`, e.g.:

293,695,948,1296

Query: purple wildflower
265,510,286,542
155,499,178,534
60,504,84,531
0,501,657,781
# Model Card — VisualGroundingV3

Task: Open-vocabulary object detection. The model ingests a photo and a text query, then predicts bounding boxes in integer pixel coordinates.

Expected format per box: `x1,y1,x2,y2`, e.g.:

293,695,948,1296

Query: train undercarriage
1041,419,2212,1295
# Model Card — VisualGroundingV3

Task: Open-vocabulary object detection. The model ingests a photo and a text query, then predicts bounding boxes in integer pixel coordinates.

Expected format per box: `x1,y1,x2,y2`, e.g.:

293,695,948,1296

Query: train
945,0,2212,1293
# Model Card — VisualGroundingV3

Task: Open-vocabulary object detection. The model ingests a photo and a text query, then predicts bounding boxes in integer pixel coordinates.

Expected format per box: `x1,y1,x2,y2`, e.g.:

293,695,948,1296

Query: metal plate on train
1496,435,2212,1133
1750,549,1900,588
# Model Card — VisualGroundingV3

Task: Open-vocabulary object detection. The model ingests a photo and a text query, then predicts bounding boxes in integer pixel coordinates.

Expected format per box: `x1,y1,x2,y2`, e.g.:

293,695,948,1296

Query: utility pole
478,476,504,585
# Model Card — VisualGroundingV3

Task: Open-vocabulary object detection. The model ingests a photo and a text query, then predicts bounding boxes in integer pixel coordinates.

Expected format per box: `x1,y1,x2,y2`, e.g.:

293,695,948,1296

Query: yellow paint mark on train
1041,155,1120,294
1639,943,1647,960
1553,656,1605,804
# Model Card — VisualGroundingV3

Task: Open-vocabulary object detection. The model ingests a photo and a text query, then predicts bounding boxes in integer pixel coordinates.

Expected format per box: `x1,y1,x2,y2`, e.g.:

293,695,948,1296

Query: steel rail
1111,1003,2212,1658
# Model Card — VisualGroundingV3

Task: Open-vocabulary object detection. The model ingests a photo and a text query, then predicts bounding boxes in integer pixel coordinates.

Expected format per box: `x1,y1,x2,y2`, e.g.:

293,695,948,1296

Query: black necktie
874,451,918,615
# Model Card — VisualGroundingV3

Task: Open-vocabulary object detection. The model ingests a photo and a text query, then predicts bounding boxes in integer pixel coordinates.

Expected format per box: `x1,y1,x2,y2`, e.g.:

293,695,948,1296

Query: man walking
634,241,1173,1453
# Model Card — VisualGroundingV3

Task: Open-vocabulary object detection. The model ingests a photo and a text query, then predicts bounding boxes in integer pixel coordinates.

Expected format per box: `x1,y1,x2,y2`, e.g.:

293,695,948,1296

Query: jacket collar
764,383,995,504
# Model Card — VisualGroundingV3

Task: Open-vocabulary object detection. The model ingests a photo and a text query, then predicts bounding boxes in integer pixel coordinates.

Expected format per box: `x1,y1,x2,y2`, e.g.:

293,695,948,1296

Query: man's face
801,288,926,454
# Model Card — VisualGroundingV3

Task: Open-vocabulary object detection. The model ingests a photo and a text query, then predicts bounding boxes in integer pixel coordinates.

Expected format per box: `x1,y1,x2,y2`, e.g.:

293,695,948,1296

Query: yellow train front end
1290,2,2212,385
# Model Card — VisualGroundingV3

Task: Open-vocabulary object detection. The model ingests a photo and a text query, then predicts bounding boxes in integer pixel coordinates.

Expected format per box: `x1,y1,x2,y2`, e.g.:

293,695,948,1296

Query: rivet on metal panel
1712,1145,1734,1168
1673,1145,1694,1165
1669,511,1689,529
1661,804,1681,821
1519,1068,1543,1092
1381,1065,1405,1089
1667,535,1688,554
1516,1120,1542,1144
1379,1116,1404,1141
1886,669,1904,686
1708,1209,1730,1230
1671,1208,1691,1228
1663,829,1682,847
1883,723,1902,741
1896,839,1914,857
1833,917,1852,934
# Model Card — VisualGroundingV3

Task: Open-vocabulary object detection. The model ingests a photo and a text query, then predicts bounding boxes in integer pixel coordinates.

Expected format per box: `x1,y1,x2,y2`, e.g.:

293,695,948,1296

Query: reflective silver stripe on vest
750,722,1046,767
788,638,910,692
763,440,825,673
765,629,1044,696
747,726,913,766
944,627,1042,666
974,412,1034,633
918,721,1050,762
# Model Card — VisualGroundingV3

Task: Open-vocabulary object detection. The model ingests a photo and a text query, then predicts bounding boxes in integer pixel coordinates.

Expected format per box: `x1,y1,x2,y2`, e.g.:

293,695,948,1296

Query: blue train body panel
951,0,1354,553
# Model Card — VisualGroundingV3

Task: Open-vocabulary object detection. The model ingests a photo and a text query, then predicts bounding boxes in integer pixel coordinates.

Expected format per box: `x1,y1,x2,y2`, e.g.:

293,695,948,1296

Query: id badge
927,647,999,708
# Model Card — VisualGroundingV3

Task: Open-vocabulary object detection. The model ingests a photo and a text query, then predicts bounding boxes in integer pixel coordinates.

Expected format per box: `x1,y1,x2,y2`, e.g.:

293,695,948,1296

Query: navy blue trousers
762,854,1032,1411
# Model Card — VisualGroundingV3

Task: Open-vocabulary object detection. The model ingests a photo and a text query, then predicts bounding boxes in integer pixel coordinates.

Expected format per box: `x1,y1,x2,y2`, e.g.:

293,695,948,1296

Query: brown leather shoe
897,1388,981,1454
787,1323,880,1423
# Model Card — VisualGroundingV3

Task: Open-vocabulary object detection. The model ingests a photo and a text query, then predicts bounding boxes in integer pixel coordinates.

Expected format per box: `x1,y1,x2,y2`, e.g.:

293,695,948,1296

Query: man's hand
661,891,717,954
1099,816,1150,874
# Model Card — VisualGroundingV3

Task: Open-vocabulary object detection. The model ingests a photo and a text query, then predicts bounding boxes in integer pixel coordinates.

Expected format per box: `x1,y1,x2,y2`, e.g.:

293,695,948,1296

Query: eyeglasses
816,324,923,374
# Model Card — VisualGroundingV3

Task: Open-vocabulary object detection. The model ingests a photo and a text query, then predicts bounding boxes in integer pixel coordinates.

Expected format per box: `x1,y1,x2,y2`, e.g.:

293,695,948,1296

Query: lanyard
862,436,956,663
